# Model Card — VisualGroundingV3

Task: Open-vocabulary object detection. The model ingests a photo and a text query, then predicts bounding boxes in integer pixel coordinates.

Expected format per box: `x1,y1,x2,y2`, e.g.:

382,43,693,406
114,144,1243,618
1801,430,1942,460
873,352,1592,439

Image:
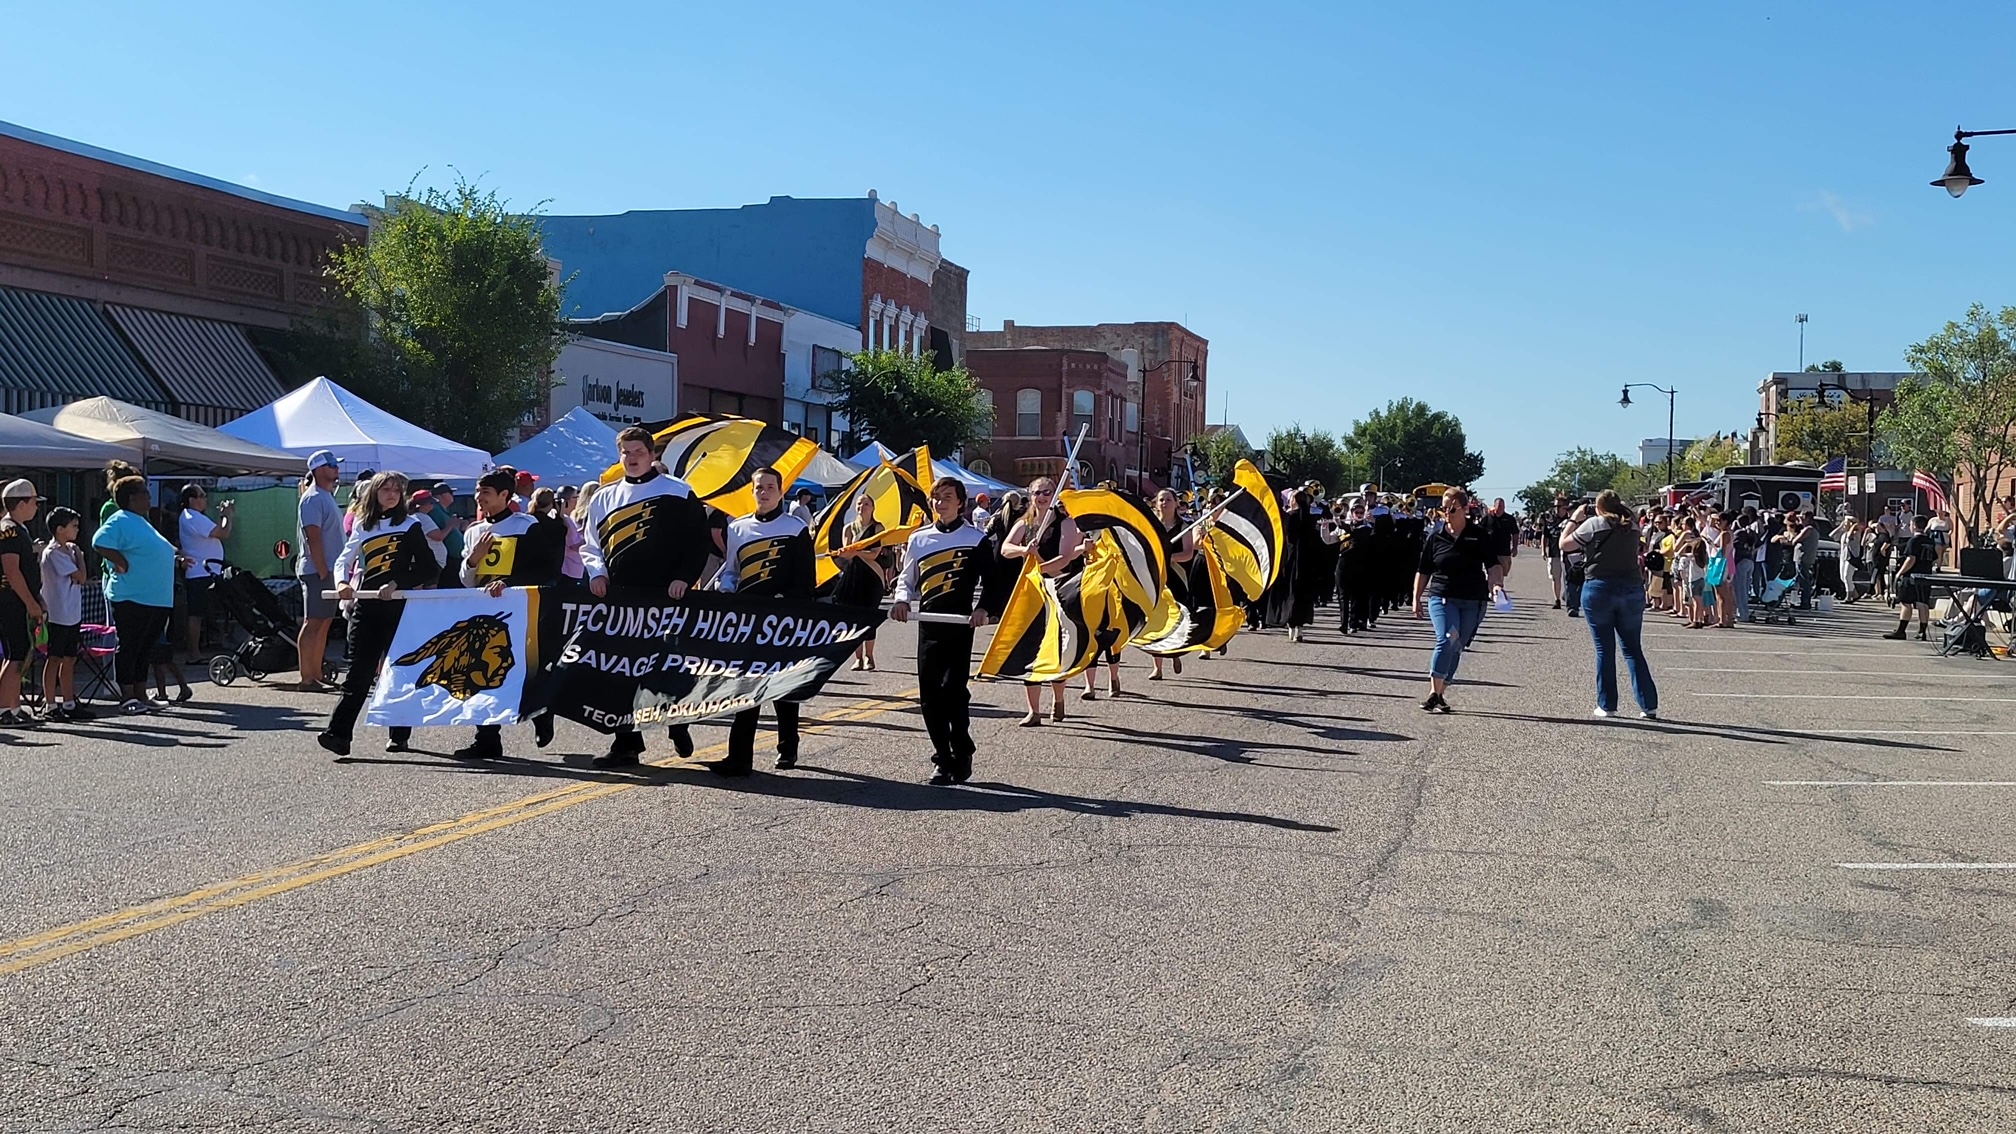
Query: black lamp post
1753,409,1779,465
1620,383,1679,487
1814,380,1880,518
1135,357,1200,492
1931,126,2016,197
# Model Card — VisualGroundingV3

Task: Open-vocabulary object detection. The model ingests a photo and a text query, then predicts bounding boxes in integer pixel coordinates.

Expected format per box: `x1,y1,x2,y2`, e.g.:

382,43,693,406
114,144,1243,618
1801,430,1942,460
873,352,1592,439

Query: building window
1125,400,1139,434
811,346,848,391
1016,388,1042,438
1071,390,1095,438
969,458,992,477
976,390,996,436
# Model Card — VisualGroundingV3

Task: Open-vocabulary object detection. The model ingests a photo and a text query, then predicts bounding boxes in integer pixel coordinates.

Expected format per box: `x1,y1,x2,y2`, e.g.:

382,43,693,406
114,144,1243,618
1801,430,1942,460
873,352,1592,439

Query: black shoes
316,732,351,756
775,752,798,771
1917,626,1929,641
452,740,502,761
669,726,695,759
1419,693,1451,714
705,759,752,778
1553,600,1562,609
385,738,409,753
1882,628,1907,640
533,714,555,748
592,732,646,768
927,752,973,786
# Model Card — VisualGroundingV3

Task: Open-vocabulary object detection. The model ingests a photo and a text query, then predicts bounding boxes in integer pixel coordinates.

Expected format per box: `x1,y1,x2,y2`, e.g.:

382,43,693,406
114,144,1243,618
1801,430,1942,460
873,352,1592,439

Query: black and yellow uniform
456,509,567,758
713,506,817,774
321,513,440,751
579,470,711,762
891,519,999,783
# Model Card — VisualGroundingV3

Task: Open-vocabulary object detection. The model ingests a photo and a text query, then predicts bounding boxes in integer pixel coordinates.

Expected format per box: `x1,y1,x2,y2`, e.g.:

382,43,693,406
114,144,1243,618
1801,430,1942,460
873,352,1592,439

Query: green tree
1339,398,1485,490
1516,447,1629,515
828,348,991,454
1775,395,1875,467
1803,359,1847,372
1897,302,2016,535
326,176,567,452
1188,429,1255,487
1678,435,1744,479
1264,425,1348,491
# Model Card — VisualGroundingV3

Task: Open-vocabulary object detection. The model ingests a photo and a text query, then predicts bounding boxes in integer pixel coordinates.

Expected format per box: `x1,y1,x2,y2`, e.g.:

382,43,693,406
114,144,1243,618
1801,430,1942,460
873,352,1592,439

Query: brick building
964,348,1134,488
0,119,365,425
567,272,790,423
964,320,1207,491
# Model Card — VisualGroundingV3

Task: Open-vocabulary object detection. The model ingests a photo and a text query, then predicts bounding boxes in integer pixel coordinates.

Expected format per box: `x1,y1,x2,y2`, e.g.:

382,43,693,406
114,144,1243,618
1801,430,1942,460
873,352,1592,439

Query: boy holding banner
452,468,567,760
580,426,711,767
890,476,998,786
709,467,818,775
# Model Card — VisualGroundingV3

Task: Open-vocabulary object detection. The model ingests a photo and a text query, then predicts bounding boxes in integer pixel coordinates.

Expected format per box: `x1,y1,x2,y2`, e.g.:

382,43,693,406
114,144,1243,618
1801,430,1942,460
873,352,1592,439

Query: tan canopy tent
25,396,305,477
0,412,133,469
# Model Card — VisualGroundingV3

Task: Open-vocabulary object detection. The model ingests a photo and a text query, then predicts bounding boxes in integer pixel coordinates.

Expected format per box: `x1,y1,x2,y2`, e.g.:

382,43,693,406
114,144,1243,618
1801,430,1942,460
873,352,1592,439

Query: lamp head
1619,386,1633,408
1936,135,1984,198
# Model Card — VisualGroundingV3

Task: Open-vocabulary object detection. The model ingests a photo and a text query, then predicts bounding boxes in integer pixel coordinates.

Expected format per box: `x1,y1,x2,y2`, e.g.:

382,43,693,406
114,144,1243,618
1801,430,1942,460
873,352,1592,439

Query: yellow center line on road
0,690,918,977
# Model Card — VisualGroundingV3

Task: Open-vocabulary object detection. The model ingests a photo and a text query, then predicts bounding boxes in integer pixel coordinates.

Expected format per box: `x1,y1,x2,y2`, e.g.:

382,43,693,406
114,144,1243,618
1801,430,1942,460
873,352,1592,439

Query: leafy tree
326,176,567,452
1897,302,2016,535
1188,429,1256,487
1264,425,1349,491
1515,447,1630,515
1775,395,1877,467
1339,398,1485,490
1678,435,1744,480
1803,359,1847,372
828,348,991,455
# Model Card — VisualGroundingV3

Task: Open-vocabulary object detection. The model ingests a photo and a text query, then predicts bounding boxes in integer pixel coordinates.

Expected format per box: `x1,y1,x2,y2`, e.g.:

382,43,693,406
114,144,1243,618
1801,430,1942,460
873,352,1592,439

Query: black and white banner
363,587,882,732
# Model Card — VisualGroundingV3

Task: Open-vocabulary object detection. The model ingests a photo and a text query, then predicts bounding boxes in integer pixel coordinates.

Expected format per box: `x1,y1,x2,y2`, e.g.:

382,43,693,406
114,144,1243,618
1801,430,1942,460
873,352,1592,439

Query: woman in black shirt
1411,488,1505,713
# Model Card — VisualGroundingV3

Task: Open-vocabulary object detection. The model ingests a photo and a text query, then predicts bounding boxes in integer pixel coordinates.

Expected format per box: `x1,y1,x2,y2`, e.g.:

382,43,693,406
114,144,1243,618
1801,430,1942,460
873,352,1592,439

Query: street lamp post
1620,383,1679,488
1135,357,1200,493
1814,380,1880,519
1753,409,1780,465
1931,126,2016,196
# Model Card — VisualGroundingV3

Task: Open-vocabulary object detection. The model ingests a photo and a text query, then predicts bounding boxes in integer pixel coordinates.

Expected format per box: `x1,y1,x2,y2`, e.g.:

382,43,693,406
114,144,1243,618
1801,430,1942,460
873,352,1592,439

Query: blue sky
7,1,2015,495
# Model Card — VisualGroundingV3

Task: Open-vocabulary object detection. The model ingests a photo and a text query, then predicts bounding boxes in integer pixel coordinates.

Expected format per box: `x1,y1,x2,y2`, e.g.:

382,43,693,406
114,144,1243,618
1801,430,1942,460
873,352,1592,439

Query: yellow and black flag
1058,486,1168,617
979,554,1097,683
983,487,1166,683
1206,459,1286,604
1133,537,1245,656
600,414,819,518
807,453,933,586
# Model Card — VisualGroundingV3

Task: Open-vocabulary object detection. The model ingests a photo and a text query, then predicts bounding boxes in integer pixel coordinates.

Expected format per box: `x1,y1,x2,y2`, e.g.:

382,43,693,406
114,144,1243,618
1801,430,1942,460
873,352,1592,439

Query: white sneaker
1640,710,1659,720
1592,708,1614,719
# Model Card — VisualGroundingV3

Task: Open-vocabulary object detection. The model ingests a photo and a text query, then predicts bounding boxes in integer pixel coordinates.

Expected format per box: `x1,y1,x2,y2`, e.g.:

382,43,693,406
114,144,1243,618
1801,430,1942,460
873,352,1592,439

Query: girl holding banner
316,473,442,757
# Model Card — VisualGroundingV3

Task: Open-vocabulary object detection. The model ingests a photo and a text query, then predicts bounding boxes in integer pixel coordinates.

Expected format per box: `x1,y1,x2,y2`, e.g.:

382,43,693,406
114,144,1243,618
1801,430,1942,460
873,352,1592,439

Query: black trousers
725,701,799,769
109,600,171,687
917,624,975,760
326,600,411,745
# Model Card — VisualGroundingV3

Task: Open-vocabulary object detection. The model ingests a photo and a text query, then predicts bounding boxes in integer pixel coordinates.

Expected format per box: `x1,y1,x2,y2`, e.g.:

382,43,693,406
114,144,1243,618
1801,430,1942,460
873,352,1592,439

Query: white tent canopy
219,377,494,481
25,396,306,476
0,413,133,470
792,448,862,490
848,442,1017,497
492,407,620,488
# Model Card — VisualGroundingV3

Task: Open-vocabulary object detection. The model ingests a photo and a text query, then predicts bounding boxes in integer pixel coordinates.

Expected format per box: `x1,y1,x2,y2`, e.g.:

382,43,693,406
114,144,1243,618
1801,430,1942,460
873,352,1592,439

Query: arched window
1015,388,1042,437
1071,390,1095,438
968,458,992,477
976,390,996,436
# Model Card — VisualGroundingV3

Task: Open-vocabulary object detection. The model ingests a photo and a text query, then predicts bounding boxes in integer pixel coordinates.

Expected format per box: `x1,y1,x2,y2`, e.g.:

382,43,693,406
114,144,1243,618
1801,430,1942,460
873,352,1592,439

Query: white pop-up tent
219,377,493,480
492,407,619,488
848,442,1017,497
26,396,305,476
0,413,133,469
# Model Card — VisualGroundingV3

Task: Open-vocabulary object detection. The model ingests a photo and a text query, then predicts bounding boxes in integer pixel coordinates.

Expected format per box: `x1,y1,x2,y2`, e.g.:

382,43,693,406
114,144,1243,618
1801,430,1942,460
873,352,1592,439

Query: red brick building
964,320,1208,491
964,348,1134,488
0,119,365,424
568,271,787,422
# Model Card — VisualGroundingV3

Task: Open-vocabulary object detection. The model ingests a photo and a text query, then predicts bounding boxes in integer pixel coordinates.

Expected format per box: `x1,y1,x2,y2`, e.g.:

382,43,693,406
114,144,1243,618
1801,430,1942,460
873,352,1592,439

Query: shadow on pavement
333,751,687,785
1457,710,1958,752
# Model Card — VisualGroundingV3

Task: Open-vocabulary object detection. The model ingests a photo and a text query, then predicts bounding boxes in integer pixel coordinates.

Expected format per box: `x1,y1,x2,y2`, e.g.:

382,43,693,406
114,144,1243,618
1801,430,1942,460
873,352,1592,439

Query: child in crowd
38,508,91,721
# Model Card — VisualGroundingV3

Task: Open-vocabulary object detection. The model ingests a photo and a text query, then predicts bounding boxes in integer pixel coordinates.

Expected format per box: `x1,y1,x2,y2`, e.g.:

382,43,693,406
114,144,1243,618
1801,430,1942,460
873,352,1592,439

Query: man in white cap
296,451,345,691
0,479,45,725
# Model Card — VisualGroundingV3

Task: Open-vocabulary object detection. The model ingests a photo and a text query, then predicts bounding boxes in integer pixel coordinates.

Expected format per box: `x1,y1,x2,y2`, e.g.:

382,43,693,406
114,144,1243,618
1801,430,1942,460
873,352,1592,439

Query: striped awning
0,285,171,418
105,305,286,428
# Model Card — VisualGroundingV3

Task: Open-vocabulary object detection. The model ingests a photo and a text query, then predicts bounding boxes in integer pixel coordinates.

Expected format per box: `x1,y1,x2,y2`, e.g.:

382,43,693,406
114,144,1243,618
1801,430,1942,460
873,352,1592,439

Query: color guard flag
1134,537,1245,656
979,552,1097,683
1058,486,1168,617
601,414,819,518
1206,460,1286,603
808,452,933,586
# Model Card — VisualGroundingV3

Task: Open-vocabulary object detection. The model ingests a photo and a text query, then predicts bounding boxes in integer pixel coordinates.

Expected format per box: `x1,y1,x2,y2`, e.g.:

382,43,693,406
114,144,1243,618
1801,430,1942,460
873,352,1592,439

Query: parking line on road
1692,693,2016,702
1837,862,2016,870
0,691,918,977
1767,781,2016,787
1669,668,2001,677
1800,730,2016,736
1969,1019,2016,1027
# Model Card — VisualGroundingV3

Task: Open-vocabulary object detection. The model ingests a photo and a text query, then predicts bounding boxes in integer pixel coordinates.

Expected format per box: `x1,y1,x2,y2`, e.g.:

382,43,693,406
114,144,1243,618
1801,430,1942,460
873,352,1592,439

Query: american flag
1912,470,1948,514
1817,457,1847,492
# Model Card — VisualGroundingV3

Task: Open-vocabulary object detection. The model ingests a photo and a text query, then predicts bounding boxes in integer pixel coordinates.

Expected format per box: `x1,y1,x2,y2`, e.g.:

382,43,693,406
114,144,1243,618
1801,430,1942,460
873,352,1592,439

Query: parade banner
543,589,882,733
362,588,881,731
366,589,540,727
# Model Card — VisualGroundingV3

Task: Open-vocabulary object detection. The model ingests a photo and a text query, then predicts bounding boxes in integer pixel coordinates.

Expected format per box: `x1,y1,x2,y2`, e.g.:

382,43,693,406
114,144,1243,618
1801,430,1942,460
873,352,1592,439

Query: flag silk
885,444,934,493
1206,460,1287,603
1818,457,1847,492
600,414,819,518
979,553,1096,683
808,451,932,587
366,589,540,727
1912,470,1948,514
1134,538,1245,656
1058,486,1168,607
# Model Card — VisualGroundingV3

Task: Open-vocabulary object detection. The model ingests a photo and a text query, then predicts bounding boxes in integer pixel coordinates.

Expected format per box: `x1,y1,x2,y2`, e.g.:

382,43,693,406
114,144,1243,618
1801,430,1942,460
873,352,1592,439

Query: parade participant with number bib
451,468,568,760
579,426,711,767
890,476,999,786
711,466,818,776
316,473,440,756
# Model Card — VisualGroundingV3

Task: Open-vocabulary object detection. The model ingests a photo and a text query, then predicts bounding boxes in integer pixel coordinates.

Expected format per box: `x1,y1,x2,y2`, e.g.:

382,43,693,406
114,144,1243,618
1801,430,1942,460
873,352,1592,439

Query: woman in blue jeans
1561,490,1659,719
1411,488,1507,713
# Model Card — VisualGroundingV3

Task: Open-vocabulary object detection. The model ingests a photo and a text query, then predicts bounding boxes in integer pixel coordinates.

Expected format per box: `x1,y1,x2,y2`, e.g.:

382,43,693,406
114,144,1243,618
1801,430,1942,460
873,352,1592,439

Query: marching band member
452,468,567,760
709,467,817,775
317,472,441,757
579,426,711,767
890,476,998,786
1001,477,1086,725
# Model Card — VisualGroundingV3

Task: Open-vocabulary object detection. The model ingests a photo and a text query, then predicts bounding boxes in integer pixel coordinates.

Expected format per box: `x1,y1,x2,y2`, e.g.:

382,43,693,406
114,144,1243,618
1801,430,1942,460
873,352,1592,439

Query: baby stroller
1755,568,1801,625
206,563,306,686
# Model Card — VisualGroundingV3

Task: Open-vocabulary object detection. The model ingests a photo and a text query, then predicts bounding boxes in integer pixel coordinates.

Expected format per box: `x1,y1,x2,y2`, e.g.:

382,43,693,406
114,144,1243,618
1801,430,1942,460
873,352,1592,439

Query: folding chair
76,583,121,704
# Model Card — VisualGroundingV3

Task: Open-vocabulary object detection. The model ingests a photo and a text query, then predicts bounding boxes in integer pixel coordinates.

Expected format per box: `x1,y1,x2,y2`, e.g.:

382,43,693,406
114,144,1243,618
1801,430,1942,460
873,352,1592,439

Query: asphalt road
5,585,2016,1132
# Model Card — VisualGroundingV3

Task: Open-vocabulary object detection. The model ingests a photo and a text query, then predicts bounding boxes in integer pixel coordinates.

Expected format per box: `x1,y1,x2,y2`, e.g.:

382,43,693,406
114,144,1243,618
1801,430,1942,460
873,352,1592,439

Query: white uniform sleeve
891,533,923,604
332,522,369,586
458,519,488,588
579,494,608,580
714,525,742,594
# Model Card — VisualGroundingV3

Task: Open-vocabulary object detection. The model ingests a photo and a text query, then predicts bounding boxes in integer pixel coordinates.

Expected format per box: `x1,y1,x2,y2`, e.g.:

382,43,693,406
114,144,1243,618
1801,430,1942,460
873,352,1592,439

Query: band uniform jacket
334,514,441,592
716,507,817,600
461,511,567,589
578,471,710,592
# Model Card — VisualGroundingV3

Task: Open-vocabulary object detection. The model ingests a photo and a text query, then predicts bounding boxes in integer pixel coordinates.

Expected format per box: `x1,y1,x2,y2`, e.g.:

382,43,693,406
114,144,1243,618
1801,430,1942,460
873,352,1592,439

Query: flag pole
1173,487,1248,545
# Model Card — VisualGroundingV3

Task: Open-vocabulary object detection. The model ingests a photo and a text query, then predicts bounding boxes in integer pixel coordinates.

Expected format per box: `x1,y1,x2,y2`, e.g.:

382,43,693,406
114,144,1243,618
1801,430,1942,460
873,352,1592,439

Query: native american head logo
393,613,515,700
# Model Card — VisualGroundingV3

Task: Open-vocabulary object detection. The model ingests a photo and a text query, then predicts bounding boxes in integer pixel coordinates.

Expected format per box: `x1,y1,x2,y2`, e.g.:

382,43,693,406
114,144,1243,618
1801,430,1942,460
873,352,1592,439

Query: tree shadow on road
688,764,1342,832
1456,710,1958,752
